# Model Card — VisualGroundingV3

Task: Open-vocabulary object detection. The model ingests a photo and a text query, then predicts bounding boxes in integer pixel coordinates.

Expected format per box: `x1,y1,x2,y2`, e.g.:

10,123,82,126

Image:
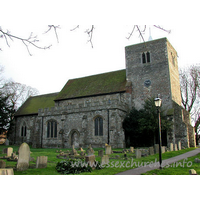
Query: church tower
125,37,182,110
125,38,196,148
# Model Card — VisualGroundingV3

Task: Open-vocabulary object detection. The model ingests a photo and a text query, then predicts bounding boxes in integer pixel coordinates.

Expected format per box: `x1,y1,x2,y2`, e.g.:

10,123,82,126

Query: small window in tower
142,52,151,64
147,52,151,63
142,53,146,64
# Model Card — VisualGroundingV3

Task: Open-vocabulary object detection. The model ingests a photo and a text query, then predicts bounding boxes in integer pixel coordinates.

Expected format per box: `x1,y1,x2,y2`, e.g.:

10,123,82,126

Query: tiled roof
55,69,127,101
15,93,58,116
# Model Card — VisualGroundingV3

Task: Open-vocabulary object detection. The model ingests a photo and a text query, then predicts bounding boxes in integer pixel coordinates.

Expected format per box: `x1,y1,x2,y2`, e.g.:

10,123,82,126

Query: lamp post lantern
154,97,162,169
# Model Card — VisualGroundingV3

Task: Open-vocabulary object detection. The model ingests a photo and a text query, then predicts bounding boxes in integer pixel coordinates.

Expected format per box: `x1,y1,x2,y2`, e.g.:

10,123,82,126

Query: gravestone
2,148,7,154
161,147,166,154
0,160,6,168
85,155,95,169
130,147,134,153
178,141,181,150
154,144,159,154
135,149,141,159
101,155,109,166
189,169,197,175
174,144,178,151
86,144,95,156
36,156,48,169
5,139,9,146
170,143,174,151
105,145,112,155
7,147,13,157
70,145,78,156
0,168,14,175
17,143,30,171
149,147,154,155
98,150,104,157
194,158,200,163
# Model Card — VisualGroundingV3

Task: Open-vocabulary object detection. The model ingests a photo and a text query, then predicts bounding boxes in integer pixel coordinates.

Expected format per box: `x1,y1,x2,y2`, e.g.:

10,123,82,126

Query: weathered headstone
105,145,112,155
154,144,159,154
135,149,141,159
161,146,166,154
194,158,200,163
17,143,30,171
70,145,78,156
149,147,154,155
85,155,95,168
36,156,48,169
130,147,134,153
5,139,9,146
2,148,7,154
169,143,174,152
174,144,178,151
98,150,104,157
0,160,6,168
0,168,14,175
7,147,13,157
101,155,109,166
189,169,197,175
86,144,95,156
178,141,181,150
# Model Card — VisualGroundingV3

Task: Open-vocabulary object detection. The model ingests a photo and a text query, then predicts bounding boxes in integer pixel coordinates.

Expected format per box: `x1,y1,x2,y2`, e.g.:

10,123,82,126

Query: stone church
11,38,196,149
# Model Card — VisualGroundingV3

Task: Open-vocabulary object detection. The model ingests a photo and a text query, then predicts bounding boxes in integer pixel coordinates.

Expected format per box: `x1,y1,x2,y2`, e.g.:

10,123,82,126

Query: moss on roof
15,93,58,116
55,69,127,101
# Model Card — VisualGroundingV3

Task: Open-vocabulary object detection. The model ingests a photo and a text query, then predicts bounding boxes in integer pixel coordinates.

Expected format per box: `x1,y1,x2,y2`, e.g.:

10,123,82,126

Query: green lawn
0,145,197,175
143,152,200,175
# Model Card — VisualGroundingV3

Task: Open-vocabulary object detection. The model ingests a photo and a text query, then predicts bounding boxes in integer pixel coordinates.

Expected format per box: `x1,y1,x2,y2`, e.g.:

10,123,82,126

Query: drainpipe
107,109,110,145
41,116,43,148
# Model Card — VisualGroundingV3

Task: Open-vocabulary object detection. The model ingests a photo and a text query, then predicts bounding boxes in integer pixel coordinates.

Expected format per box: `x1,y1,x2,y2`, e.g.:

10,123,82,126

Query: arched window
142,52,151,64
21,122,27,137
47,120,57,138
95,116,103,136
142,53,146,64
147,52,151,63
21,126,27,137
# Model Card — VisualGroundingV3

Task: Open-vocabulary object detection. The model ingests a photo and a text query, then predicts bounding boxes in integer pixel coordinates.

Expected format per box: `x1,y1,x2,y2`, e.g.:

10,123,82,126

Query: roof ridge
69,69,126,81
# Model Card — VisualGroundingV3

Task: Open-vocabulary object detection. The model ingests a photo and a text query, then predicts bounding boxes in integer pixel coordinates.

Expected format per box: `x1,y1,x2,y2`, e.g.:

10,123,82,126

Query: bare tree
180,65,200,143
126,25,171,41
0,66,39,109
0,25,60,55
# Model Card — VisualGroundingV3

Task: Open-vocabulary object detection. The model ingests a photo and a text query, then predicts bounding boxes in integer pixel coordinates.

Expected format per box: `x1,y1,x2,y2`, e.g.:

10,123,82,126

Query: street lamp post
154,97,162,169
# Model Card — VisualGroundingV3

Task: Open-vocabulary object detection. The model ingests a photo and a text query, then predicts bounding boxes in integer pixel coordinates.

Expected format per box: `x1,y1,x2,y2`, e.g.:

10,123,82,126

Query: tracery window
95,116,103,136
47,120,57,138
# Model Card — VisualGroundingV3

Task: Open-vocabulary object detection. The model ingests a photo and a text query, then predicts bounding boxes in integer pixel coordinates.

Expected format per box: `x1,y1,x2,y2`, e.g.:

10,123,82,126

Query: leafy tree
123,98,172,147
0,92,15,134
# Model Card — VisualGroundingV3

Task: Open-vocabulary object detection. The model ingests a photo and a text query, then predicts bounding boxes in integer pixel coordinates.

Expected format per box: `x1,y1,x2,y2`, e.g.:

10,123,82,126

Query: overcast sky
1,24,200,95
1,1,200,96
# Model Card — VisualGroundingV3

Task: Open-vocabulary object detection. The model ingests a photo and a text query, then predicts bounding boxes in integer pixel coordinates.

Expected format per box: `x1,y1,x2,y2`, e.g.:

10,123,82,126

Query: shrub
56,159,92,175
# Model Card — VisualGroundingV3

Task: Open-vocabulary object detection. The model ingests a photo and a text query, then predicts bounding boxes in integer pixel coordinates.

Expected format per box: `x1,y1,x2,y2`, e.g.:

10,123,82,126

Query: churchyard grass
0,145,197,175
143,152,200,175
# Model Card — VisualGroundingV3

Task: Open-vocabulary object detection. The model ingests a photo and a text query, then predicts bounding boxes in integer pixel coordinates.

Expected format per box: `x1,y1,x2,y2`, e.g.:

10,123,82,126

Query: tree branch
44,25,60,43
85,25,95,48
0,26,52,56
70,25,80,31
